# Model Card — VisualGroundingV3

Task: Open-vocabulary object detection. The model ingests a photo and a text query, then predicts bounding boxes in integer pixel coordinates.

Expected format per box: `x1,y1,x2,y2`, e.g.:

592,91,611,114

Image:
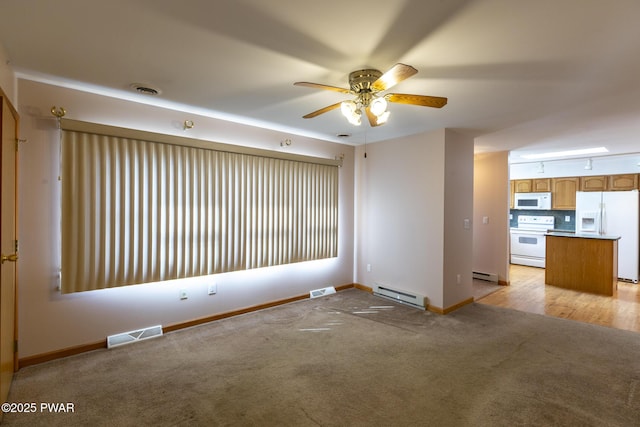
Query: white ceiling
2,0,640,163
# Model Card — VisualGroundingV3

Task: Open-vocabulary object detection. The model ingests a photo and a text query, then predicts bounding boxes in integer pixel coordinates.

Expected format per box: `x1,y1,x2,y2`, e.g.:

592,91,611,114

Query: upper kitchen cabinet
608,174,638,191
532,178,551,192
513,179,532,193
512,178,550,193
552,177,579,209
580,175,607,191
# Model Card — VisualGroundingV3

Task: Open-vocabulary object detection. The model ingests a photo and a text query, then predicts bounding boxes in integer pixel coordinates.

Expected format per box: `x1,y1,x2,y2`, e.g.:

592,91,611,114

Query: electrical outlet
208,283,217,295
179,289,188,300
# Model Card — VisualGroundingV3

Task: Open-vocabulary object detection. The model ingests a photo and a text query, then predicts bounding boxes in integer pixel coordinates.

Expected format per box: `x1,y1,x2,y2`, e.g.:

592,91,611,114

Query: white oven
510,215,555,268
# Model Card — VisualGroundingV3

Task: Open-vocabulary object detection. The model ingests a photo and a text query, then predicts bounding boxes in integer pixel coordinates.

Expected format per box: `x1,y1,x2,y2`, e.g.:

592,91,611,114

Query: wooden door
0,93,18,406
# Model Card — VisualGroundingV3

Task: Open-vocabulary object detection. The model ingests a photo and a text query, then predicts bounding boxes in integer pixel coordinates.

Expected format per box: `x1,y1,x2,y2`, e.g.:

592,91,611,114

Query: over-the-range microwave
514,192,552,210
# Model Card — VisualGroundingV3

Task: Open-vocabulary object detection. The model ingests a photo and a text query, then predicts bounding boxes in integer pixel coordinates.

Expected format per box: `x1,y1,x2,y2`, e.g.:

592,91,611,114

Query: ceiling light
520,147,608,160
375,110,390,125
341,100,362,126
341,93,390,126
370,97,387,116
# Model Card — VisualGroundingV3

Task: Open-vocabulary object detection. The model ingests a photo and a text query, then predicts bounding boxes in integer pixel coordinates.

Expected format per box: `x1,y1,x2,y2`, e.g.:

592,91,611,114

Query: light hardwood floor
477,264,640,334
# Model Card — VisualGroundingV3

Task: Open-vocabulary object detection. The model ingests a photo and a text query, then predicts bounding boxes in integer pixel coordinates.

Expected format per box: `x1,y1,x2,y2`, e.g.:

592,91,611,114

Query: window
59,120,339,293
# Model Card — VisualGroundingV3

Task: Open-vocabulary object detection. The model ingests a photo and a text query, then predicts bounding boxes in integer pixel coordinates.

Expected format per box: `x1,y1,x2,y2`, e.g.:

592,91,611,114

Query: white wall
443,129,474,308
354,129,474,310
473,151,510,284
17,79,355,358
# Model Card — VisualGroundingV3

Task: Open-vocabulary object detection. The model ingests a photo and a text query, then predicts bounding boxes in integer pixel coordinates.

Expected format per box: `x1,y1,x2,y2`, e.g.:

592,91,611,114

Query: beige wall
472,151,510,283
443,129,474,308
0,43,17,105
17,79,355,358
354,129,474,310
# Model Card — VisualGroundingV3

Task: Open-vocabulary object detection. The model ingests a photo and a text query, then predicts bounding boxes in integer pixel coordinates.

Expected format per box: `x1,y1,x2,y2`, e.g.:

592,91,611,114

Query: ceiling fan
294,63,447,127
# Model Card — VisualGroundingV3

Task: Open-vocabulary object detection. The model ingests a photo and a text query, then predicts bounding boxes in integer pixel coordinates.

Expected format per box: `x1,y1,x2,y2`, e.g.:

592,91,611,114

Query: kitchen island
544,232,620,296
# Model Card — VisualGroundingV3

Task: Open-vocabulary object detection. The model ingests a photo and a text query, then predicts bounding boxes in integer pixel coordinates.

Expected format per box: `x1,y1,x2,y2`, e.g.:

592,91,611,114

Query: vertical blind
60,120,339,293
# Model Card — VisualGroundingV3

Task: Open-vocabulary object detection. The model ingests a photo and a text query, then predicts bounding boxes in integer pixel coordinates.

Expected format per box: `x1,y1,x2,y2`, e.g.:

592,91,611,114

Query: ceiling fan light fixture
341,100,362,126
370,97,388,116
375,110,390,125
347,110,362,126
341,100,357,116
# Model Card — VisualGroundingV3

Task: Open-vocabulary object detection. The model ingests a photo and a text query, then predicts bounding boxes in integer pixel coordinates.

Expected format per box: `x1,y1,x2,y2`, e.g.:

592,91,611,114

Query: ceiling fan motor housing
349,69,382,93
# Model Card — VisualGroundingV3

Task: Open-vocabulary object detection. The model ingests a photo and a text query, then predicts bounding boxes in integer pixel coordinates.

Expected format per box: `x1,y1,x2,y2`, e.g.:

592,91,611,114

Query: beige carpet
3,289,640,426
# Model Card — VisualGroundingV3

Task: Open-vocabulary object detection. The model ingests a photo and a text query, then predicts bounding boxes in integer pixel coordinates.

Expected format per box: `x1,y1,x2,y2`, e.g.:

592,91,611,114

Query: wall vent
107,325,163,349
373,283,427,310
309,286,336,299
472,271,499,283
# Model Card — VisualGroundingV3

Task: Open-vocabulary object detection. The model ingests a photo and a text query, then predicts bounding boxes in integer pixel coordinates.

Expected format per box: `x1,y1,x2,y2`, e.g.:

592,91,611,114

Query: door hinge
14,240,18,253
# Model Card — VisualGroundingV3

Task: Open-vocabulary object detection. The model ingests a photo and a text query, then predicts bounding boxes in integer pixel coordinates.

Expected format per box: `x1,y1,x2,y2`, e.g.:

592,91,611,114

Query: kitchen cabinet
580,175,607,191
608,174,638,191
513,179,532,193
532,178,551,192
545,233,619,296
551,177,578,209
512,178,550,193
510,180,515,209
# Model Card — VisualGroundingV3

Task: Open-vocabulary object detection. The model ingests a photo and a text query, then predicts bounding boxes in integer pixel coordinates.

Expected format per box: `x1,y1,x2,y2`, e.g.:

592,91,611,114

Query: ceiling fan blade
302,102,343,119
372,63,418,92
364,107,384,127
386,93,448,108
294,81,352,94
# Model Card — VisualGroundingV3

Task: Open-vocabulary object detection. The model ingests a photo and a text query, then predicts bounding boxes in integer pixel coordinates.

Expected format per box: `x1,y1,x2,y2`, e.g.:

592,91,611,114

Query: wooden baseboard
18,283,359,368
428,297,474,315
353,283,373,293
19,341,106,369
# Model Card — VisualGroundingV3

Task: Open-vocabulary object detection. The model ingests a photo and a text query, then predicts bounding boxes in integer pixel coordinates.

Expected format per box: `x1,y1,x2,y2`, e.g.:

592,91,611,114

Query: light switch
463,219,470,229
483,216,489,224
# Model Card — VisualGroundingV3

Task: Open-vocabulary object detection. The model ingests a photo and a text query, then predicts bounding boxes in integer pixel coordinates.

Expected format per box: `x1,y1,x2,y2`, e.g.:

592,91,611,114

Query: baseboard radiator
472,271,499,283
373,283,427,310
107,325,163,349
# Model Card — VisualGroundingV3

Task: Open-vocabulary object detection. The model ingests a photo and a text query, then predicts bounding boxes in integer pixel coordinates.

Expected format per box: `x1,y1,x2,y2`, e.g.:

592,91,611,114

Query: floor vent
107,325,163,349
310,286,336,299
472,271,499,283
373,284,427,310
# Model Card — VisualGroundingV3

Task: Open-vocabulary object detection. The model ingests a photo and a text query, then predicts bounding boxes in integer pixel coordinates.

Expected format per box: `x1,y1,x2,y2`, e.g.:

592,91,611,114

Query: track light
584,158,592,170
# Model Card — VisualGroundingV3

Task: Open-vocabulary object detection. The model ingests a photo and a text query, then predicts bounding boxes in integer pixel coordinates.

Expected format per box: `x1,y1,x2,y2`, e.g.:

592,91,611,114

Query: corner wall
473,151,510,284
354,129,474,311
443,129,474,309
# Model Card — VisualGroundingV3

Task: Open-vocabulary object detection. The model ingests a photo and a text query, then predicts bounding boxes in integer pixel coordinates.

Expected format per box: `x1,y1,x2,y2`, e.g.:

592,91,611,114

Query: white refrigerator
575,190,639,283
